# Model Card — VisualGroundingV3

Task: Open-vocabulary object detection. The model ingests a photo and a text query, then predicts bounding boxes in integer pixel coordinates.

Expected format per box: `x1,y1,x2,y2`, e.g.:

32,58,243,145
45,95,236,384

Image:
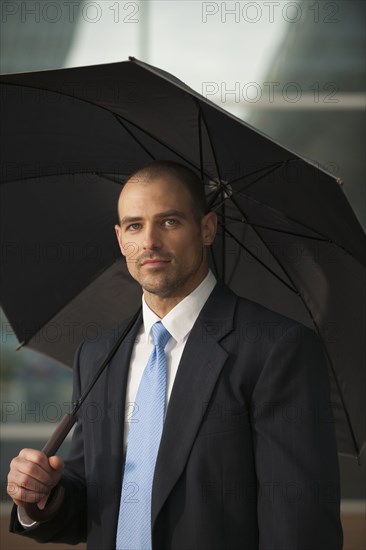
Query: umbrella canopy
0,58,365,459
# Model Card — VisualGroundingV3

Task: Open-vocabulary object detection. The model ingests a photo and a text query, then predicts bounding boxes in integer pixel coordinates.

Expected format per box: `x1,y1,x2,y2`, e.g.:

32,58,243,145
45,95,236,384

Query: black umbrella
0,58,365,469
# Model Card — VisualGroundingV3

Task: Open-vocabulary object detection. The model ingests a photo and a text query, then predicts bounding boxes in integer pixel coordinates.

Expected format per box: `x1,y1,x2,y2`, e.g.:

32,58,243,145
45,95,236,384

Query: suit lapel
151,282,238,526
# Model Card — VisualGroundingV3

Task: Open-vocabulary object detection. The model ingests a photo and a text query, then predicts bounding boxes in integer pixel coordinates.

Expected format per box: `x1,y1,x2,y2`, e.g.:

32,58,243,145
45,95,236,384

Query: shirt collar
141,270,217,344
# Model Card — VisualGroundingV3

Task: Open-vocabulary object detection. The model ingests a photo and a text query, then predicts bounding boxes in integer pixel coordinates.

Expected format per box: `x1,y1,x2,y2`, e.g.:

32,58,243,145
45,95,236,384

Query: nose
142,224,162,250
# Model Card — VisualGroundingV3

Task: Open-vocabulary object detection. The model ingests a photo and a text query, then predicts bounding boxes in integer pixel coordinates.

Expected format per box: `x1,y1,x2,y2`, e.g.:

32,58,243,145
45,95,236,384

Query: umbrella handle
18,413,76,524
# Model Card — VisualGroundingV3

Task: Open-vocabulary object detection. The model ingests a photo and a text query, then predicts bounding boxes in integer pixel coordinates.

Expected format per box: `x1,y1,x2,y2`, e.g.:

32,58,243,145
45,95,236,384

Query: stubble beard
128,249,206,298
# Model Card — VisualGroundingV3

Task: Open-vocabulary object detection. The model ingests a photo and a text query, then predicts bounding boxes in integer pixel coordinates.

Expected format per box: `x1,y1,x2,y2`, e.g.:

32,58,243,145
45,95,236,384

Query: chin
142,282,173,297
141,274,183,297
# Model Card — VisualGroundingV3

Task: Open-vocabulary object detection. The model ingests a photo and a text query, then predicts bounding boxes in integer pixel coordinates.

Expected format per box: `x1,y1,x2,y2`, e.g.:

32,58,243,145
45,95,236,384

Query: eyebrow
120,209,188,225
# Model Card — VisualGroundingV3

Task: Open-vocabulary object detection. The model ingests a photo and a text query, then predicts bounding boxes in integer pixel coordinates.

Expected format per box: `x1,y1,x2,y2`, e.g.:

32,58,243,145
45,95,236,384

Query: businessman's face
115,176,216,299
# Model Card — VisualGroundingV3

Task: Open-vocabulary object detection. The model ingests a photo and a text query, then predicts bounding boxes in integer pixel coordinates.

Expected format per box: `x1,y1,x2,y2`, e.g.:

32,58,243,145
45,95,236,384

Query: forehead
118,176,191,214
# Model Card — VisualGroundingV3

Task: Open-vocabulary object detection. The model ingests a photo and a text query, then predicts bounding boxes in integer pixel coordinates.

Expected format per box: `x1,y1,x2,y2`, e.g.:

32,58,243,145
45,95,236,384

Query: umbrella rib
228,192,307,292
0,170,99,186
221,224,298,294
220,215,331,242
113,113,215,181
114,114,156,160
221,201,226,282
194,101,228,279
208,246,220,280
225,196,361,458
207,162,284,210
73,307,142,413
95,173,128,185
115,115,216,178
227,161,286,190
196,107,224,278
224,222,252,287
194,100,222,182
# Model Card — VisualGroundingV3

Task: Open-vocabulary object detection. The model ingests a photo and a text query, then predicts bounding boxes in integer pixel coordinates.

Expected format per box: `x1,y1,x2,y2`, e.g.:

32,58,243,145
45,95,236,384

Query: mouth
141,258,171,268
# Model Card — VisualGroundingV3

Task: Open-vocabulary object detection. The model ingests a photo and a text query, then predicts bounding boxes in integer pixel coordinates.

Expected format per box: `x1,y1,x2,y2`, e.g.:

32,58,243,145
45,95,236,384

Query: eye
126,223,141,231
163,219,179,227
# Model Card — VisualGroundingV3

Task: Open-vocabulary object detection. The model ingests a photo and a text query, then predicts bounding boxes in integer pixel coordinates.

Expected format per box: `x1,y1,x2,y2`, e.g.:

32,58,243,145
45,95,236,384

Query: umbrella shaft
42,413,77,457
41,308,142,458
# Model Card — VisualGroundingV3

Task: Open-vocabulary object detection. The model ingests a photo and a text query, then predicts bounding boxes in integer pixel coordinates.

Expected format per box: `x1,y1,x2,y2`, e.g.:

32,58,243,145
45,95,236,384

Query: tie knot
151,321,171,349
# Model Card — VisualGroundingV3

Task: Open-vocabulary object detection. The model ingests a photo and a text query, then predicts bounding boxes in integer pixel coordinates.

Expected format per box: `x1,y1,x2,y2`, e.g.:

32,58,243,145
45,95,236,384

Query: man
8,161,343,549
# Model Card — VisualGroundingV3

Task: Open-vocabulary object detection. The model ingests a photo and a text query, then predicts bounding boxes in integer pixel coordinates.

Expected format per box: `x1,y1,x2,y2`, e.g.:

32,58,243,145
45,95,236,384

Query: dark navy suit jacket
10,282,343,549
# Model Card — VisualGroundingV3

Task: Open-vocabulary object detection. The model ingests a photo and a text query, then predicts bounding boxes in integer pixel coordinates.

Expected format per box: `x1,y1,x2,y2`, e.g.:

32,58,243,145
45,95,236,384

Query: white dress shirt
123,269,217,450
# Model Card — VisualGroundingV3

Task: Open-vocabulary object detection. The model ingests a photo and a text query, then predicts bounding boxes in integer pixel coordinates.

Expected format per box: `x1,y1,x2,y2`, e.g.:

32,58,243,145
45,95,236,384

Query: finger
7,482,49,505
8,469,53,494
18,449,53,472
10,457,55,487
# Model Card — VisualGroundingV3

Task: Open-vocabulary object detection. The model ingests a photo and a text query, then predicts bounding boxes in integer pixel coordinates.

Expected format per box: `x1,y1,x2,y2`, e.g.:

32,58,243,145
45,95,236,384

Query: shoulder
213,280,319,345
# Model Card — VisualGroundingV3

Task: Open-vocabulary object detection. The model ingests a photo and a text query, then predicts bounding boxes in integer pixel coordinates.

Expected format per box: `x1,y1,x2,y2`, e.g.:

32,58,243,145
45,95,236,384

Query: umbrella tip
129,56,136,62
337,178,344,186
16,341,25,351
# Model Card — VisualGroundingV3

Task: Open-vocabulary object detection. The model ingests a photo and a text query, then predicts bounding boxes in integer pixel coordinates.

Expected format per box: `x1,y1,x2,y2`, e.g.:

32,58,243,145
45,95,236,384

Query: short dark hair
125,161,208,222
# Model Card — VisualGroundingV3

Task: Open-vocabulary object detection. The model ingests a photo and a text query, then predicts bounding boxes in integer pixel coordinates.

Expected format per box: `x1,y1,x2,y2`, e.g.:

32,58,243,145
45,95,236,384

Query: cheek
120,237,140,262
119,237,127,256
171,232,203,258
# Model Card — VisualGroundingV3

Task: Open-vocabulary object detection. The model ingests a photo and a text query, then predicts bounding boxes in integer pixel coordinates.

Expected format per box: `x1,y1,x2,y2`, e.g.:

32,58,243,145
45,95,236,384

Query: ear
201,212,217,245
114,224,126,256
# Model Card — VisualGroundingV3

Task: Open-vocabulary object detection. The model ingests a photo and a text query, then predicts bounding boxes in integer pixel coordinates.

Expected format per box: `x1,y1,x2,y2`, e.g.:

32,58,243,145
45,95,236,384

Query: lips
141,258,171,266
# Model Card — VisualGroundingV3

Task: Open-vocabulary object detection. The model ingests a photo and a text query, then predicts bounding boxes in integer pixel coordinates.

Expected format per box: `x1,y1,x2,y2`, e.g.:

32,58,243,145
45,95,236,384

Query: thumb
48,455,64,473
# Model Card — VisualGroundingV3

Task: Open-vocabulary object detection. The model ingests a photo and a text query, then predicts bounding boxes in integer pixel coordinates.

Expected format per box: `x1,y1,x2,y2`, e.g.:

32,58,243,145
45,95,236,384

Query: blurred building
0,0,81,73
248,0,365,230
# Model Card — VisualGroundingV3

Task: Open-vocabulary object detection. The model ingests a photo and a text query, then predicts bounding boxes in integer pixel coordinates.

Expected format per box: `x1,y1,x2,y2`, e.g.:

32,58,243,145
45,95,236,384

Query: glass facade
248,0,365,229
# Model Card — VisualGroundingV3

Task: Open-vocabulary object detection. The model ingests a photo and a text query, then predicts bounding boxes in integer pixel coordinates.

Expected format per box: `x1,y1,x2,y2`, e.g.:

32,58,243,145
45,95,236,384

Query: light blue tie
116,321,171,550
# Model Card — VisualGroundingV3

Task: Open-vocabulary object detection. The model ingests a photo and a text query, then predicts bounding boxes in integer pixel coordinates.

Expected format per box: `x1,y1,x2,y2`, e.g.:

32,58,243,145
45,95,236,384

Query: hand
7,448,64,509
